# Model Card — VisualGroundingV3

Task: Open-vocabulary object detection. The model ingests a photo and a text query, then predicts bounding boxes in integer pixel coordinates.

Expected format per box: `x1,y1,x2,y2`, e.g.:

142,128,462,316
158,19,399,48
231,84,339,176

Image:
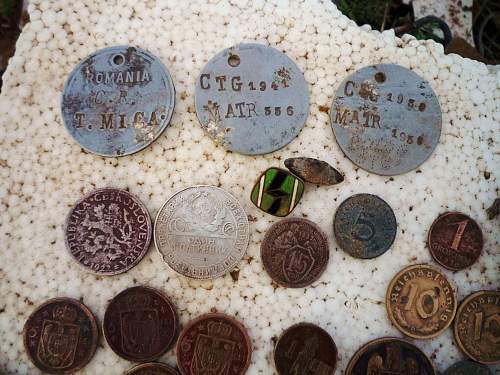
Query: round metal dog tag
62,46,175,157
331,64,441,175
195,43,309,155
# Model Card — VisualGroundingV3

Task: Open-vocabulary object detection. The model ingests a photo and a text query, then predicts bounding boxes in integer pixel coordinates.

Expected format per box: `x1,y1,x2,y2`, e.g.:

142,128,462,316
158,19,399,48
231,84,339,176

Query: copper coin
386,264,457,339
126,362,180,375
65,187,152,275
443,360,493,375
22,297,98,374
454,290,500,364
345,337,436,375
261,218,329,288
428,211,484,271
176,313,252,375
274,322,337,374
103,286,178,362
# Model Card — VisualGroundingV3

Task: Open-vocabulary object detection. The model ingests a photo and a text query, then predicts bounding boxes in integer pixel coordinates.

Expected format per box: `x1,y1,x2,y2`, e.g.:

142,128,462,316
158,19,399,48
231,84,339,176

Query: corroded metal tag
62,46,175,157
330,64,441,175
195,43,309,155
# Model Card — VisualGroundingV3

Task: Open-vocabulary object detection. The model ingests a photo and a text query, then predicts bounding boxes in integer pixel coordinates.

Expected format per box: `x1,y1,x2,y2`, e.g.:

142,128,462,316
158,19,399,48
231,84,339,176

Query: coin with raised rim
345,337,436,374
261,218,329,288
386,264,457,339
103,286,178,362
454,290,500,364
125,362,180,375
64,187,152,275
176,313,252,375
154,185,249,279
274,322,337,374
333,193,397,259
195,43,309,155
62,46,175,156
330,64,442,175
443,360,493,375
428,211,483,271
23,297,98,374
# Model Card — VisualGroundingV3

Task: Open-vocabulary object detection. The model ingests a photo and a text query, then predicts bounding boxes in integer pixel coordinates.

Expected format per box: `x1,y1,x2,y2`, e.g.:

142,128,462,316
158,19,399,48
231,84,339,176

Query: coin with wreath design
64,188,152,275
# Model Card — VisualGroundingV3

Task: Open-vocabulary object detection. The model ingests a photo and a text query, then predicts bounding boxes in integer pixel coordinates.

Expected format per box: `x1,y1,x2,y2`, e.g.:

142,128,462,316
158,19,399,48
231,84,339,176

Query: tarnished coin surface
386,264,457,339
103,286,178,362
64,188,152,275
428,211,483,271
176,313,252,375
454,290,500,364
126,362,180,375
154,186,249,279
284,157,344,185
345,337,436,375
23,297,98,374
195,43,309,155
261,218,329,288
62,46,175,156
333,194,397,259
330,64,442,175
443,361,493,375
250,167,305,217
274,322,337,374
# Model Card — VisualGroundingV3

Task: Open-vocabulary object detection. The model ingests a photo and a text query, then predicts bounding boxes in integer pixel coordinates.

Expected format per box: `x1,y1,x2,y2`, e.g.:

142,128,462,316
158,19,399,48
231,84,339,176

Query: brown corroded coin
428,211,484,271
65,187,152,275
126,362,180,375
176,313,252,375
274,322,337,374
284,157,344,185
454,290,500,364
443,360,493,375
22,297,98,374
345,337,436,375
386,264,457,339
261,218,329,288
103,286,178,362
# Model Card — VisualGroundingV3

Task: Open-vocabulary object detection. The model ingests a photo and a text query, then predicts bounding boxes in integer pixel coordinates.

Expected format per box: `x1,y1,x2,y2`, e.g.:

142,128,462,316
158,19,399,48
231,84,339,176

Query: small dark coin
62,46,175,156
250,167,305,217
176,313,252,375
195,43,309,155
103,286,178,362
333,194,397,259
65,188,152,275
443,360,493,375
261,218,329,288
486,198,500,219
125,362,180,375
330,64,442,175
345,337,436,375
284,157,344,185
428,211,484,271
22,297,98,374
274,322,337,374
454,290,500,364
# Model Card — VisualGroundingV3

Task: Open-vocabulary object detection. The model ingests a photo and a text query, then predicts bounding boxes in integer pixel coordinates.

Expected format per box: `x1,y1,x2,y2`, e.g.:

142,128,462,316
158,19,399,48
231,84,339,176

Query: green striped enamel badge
250,168,304,217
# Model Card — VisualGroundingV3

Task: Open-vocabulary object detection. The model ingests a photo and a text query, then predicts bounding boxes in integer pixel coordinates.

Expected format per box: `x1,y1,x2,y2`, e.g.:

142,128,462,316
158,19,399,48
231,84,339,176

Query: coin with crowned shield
176,313,252,375
195,43,309,155
154,186,249,279
61,46,175,156
64,188,152,275
103,286,178,362
23,298,98,374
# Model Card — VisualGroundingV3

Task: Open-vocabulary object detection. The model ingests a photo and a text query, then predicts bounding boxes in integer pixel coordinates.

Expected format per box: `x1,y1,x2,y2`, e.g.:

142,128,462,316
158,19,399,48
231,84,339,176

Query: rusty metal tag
330,64,441,175
195,43,309,155
62,46,175,157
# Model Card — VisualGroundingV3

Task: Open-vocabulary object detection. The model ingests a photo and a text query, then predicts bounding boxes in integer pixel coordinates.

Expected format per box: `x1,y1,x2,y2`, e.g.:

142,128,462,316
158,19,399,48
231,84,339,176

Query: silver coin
330,64,442,175
154,186,249,279
195,43,309,155
62,46,175,157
